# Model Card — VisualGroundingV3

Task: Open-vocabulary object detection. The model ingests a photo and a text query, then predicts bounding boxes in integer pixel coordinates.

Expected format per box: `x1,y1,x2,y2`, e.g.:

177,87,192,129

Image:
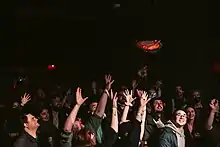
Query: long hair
73,129,96,147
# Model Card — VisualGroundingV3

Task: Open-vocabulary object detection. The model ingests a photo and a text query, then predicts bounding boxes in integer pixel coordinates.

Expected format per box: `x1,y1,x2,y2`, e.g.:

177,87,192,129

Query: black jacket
14,131,37,147
143,113,166,147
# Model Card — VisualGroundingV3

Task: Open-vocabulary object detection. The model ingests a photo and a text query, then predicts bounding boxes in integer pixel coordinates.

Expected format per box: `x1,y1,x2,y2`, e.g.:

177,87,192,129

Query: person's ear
24,123,28,128
163,102,166,107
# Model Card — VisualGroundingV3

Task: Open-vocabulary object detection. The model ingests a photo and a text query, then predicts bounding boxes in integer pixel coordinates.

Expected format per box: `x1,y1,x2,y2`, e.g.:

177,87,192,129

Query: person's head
149,88,156,94
72,118,85,132
118,86,127,104
89,102,98,113
74,129,96,147
172,109,187,127
186,106,196,121
52,96,62,110
176,86,184,97
40,108,50,121
22,113,39,131
192,90,201,103
152,98,164,113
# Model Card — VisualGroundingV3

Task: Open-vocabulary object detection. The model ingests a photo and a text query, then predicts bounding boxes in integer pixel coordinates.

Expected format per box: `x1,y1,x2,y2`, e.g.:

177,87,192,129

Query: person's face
12,102,19,108
176,86,184,96
52,97,61,108
73,118,84,132
40,109,49,121
85,130,96,146
193,91,200,99
25,114,40,130
153,100,164,112
186,107,196,120
118,90,126,104
175,110,187,127
89,102,98,113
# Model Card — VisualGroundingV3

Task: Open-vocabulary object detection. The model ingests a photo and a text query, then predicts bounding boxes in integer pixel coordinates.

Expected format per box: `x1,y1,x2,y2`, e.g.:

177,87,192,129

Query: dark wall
0,0,218,103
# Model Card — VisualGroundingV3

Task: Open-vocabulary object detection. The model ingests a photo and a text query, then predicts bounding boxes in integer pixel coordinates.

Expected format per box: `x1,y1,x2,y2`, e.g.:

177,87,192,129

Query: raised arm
206,99,218,130
110,89,118,133
64,88,88,131
140,105,146,142
128,90,151,147
120,89,136,123
61,89,71,107
102,90,118,147
95,75,114,117
136,90,151,122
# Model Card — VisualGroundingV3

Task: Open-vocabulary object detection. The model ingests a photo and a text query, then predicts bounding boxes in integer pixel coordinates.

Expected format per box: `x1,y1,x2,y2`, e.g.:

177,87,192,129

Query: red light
136,40,162,53
48,65,56,70
213,62,220,73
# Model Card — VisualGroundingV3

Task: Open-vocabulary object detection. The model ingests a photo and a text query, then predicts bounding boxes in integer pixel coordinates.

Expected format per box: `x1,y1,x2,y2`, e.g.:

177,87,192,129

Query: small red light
48,65,56,70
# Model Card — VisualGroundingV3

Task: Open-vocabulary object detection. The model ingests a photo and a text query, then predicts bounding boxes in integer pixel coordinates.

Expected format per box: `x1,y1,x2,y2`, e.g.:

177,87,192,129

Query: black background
0,0,219,103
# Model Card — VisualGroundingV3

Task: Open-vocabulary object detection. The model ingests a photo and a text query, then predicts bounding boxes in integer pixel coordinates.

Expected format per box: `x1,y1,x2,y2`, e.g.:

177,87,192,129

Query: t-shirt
85,114,103,144
60,124,118,147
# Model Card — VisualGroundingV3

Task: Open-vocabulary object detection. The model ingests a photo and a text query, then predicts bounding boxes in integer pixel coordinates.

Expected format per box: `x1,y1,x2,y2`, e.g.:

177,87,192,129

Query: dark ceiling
0,0,220,98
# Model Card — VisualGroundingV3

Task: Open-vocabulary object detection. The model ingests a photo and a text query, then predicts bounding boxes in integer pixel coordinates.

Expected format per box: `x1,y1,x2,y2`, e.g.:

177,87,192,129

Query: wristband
112,105,117,109
104,89,110,97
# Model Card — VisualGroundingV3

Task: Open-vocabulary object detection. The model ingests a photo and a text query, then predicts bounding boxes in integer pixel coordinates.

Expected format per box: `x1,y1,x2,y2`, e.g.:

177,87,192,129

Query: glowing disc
136,40,162,53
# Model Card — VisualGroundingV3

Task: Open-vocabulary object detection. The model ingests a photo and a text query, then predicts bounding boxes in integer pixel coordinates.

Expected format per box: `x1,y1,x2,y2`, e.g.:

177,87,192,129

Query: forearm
206,111,215,130
64,104,80,131
61,96,67,107
136,106,145,122
95,92,108,117
120,105,130,123
111,107,118,133
157,88,162,98
140,106,146,141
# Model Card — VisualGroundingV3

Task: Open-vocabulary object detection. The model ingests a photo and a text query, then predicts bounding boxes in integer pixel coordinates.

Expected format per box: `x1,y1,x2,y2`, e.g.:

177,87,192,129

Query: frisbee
136,40,162,53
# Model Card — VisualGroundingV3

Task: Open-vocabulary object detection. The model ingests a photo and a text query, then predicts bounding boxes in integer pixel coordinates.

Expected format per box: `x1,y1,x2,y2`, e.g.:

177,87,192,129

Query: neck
188,119,194,125
177,126,184,133
24,128,37,138
172,121,184,132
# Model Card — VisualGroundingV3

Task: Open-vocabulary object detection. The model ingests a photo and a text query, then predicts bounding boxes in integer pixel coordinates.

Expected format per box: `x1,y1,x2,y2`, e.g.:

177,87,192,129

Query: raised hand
137,90,148,100
110,89,118,108
123,89,136,106
76,87,88,106
21,93,31,106
137,90,151,107
209,99,219,113
105,74,114,91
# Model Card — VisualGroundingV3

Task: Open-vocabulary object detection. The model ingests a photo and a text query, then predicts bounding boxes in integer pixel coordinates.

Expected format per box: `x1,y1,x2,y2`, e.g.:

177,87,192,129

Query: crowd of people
1,66,220,147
